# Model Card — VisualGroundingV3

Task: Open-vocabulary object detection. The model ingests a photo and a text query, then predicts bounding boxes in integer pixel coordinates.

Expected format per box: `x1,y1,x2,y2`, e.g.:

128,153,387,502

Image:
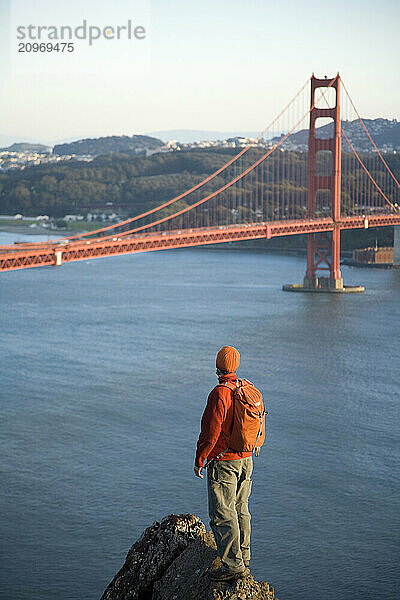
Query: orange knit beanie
216,346,240,372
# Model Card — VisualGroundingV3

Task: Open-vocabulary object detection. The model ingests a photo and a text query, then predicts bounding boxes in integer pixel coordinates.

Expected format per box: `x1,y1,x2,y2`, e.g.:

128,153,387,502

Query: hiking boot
208,567,249,582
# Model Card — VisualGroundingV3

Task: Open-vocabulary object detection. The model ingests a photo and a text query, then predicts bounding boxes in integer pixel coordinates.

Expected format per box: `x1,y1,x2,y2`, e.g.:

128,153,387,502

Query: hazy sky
0,0,399,144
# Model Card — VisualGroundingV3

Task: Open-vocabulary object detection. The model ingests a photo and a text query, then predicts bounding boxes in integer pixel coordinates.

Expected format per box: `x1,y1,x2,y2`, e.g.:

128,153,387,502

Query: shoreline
0,225,86,237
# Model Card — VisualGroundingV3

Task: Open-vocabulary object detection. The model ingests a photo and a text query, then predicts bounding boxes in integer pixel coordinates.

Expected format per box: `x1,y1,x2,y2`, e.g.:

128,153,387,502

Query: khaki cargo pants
207,456,253,571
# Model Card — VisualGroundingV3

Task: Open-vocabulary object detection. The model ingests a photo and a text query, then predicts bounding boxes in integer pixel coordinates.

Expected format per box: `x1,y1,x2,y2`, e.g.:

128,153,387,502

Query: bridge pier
302,275,344,291
394,225,400,268
283,228,364,293
303,228,343,290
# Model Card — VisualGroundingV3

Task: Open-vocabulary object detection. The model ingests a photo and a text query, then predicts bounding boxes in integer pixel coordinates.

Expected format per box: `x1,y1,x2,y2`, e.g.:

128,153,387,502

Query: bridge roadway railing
1,214,400,272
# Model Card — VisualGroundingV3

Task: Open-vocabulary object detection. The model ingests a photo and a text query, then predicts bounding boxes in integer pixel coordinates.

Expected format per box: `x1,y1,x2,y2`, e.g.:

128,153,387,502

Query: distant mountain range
272,118,400,151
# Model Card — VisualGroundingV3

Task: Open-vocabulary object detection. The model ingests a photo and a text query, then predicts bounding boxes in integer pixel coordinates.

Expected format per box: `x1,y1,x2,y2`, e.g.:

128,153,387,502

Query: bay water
1,235,399,600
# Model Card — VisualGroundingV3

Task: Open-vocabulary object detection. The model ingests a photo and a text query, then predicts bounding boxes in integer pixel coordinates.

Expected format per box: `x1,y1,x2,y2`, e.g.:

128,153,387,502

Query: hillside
0,148,237,217
273,118,400,151
0,142,51,153
53,134,164,157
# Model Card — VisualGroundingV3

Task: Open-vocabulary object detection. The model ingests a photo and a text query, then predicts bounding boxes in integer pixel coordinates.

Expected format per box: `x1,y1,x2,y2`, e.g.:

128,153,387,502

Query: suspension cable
48,79,310,244
100,77,338,238
319,80,399,213
341,128,399,212
341,80,400,189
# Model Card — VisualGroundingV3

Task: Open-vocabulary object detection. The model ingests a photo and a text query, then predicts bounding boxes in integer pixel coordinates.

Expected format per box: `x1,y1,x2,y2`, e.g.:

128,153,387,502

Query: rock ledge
101,514,277,600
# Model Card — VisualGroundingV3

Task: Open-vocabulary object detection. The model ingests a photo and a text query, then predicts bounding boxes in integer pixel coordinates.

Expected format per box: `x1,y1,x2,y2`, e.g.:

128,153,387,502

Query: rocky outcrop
101,514,277,600
101,514,206,600
152,530,275,600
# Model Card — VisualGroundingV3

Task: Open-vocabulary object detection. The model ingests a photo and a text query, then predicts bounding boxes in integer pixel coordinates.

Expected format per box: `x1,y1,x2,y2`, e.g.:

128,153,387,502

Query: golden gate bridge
1,74,399,292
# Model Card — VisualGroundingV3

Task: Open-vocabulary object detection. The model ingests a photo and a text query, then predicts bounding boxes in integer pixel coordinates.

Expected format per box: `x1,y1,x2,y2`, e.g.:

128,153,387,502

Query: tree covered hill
0,142,51,153
0,148,237,217
53,134,164,157
0,147,398,219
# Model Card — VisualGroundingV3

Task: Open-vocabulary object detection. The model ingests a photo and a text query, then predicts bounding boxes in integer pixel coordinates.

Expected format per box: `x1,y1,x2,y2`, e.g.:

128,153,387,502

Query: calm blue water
1,235,399,600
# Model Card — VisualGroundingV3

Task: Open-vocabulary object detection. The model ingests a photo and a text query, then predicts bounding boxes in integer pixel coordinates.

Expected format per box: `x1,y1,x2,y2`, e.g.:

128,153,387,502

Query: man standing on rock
194,346,264,583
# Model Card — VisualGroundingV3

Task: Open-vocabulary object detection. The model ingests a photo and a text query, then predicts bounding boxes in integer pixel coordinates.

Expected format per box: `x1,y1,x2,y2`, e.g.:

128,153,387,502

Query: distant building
64,215,85,222
353,247,393,264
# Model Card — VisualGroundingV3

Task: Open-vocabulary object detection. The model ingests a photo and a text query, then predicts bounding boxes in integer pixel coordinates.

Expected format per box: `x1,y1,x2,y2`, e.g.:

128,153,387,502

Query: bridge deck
1,215,400,272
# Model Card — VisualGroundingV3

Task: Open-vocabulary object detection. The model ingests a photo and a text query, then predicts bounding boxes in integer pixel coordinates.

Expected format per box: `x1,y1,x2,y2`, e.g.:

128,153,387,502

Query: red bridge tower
304,74,342,290
284,74,364,293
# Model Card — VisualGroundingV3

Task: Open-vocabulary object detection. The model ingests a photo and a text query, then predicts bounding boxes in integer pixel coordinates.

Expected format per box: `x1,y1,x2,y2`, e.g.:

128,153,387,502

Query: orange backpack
220,379,267,455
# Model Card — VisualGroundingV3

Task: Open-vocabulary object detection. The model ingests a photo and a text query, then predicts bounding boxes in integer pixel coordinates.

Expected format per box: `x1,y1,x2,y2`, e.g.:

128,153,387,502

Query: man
194,345,253,582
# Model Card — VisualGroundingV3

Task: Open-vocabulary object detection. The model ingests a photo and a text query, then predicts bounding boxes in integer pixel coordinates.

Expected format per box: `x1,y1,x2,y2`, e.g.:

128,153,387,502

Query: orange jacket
195,372,252,468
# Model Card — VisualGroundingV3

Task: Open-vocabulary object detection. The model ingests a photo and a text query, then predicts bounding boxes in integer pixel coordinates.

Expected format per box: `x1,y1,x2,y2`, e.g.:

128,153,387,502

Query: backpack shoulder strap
217,380,238,391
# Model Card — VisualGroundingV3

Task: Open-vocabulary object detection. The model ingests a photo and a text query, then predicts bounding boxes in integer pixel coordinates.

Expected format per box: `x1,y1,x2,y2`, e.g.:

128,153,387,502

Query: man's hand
194,466,204,479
